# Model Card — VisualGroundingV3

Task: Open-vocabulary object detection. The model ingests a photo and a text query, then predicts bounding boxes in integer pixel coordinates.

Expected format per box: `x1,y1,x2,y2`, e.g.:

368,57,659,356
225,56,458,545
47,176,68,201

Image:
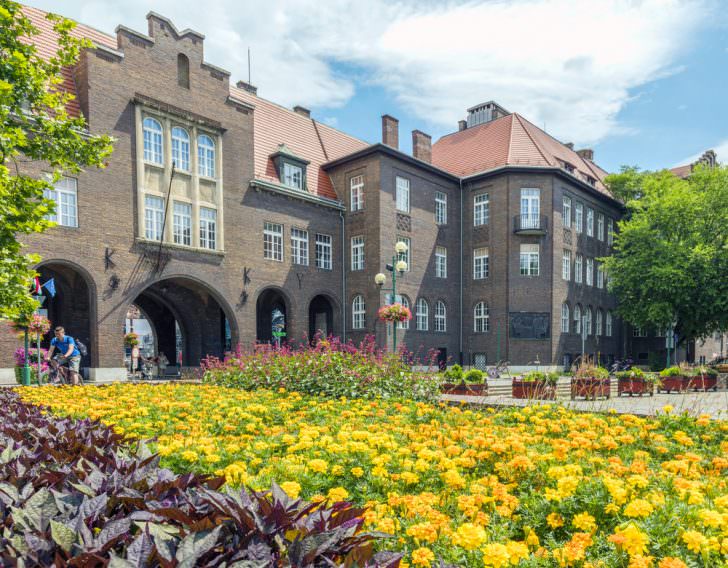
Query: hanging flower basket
124,332,140,347
12,314,51,336
377,303,412,324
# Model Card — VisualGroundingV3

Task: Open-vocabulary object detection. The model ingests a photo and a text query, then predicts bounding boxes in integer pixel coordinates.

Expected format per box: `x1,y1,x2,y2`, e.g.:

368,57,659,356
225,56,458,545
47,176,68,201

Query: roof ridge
513,113,552,166
23,4,116,45
433,112,514,144
506,114,516,163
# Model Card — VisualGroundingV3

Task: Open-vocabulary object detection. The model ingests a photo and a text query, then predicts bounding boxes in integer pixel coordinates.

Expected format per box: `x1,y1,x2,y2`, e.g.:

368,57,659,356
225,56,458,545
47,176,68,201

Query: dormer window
562,161,575,174
585,175,596,186
271,144,310,191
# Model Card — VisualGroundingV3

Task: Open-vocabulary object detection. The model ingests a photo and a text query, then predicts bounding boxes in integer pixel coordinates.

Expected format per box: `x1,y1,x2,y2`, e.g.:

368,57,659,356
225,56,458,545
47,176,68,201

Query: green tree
0,1,112,322
602,165,728,345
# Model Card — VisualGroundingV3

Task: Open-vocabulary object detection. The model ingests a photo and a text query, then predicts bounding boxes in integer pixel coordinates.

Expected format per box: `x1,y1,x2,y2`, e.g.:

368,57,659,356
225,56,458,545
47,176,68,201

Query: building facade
0,7,625,382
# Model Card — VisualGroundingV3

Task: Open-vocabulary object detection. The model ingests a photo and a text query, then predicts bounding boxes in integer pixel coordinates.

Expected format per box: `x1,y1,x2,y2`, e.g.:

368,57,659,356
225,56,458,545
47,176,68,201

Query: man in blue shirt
46,326,82,385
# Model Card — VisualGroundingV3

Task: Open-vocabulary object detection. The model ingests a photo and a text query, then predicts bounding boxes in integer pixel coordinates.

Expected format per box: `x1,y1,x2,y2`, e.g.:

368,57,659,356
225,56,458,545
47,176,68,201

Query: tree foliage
602,165,728,343
0,1,112,322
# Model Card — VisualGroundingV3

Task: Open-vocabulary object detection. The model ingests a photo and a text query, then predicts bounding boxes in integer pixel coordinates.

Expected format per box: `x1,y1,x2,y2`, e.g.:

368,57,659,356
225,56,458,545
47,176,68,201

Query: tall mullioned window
398,296,410,330
396,176,410,213
351,236,365,271
597,213,605,241
586,207,594,237
606,311,613,337
597,263,604,289
607,218,614,246
171,127,190,171
586,258,594,286
561,303,570,333
562,250,571,281
144,196,164,241
435,246,447,278
199,207,217,250
575,202,583,233
44,176,78,228
143,117,163,165
352,295,365,329
283,163,303,189
474,302,489,333
596,309,603,336
264,222,283,261
315,233,332,270
173,202,192,246
585,307,593,335
291,228,309,266
474,193,489,226
575,254,583,284
473,247,489,279
520,244,539,276
397,236,410,270
416,298,429,331
434,301,447,332
198,134,216,178
350,175,364,211
574,304,582,335
435,191,447,225
563,196,572,228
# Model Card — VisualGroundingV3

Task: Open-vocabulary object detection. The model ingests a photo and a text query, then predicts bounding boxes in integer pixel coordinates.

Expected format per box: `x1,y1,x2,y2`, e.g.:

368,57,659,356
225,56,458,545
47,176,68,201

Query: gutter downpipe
459,177,464,365
340,210,346,342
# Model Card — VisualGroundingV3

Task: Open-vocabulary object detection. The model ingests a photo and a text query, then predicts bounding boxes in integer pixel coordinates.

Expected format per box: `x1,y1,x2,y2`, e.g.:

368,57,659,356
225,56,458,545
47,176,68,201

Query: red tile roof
229,87,368,200
432,113,613,198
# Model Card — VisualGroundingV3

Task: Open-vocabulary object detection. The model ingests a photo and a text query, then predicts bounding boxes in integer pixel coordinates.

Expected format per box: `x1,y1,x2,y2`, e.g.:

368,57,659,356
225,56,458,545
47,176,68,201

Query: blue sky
28,0,728,173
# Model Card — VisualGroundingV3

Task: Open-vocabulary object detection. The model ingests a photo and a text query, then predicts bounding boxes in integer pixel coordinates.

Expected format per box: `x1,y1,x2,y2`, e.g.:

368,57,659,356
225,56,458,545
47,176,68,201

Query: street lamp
375,241,409,352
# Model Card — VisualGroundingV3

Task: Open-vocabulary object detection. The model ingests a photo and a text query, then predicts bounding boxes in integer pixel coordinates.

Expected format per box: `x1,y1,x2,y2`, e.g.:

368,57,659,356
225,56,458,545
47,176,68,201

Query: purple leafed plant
0,390,401,567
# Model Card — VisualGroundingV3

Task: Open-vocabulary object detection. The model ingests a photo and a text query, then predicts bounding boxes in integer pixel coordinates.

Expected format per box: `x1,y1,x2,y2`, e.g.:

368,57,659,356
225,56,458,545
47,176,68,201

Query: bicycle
45,356,84,385
487,359,511,379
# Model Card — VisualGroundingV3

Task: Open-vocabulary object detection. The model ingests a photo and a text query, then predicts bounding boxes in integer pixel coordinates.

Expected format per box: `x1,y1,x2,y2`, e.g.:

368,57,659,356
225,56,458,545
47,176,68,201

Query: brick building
0,7,625,382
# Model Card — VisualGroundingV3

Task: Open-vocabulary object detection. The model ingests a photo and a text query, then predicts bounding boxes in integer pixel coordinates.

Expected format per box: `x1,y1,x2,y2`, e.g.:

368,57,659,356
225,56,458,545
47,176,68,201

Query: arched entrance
36,261,96,369
256,288,288,344
309,295,334,340
128,277,235,368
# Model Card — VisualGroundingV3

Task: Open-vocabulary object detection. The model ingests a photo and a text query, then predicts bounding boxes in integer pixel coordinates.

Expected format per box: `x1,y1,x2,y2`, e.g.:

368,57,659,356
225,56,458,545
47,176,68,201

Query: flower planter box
617,378,654,397
441,383,488,396
658,375,688,394
571,377,610,400
686,375,718,392
511,379,556,400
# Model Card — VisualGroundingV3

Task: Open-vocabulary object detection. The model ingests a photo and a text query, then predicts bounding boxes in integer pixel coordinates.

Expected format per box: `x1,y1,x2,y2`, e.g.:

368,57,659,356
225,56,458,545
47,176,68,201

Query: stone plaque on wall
509,312,550,339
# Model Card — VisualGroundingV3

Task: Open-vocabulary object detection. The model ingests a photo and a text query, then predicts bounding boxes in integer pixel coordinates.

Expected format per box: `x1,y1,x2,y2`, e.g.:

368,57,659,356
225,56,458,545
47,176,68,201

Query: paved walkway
441,390,728,418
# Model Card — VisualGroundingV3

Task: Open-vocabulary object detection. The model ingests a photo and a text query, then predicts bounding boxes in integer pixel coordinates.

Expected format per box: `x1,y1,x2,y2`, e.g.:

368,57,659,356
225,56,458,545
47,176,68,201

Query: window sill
199,174,217,183
134,237,224,256
144,161,164,170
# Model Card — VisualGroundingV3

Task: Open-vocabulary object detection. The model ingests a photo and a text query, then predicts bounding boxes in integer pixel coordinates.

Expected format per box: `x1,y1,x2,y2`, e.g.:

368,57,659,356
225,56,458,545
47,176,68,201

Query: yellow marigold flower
181,450,198,462
624,499,654,519
410,547,435,567
609,524,649,558
572,512,597,533
662,405,674,414
658,559,688,568
698,509,724,528
280,481,301,499
481,543,510,568
350,467,364,478
441,469,466,490
628,555,653,568
307,459,328,474
547,512,564,529
681,530,707,553
506,540,530,564
451,522,486,550
400,471,420,485
327,486,349,502
406,522,438,544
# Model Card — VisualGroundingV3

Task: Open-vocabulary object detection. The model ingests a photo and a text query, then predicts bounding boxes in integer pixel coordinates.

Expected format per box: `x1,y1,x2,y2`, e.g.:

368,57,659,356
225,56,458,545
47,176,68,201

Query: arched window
434,301,446,332
416,298,429,331
177,53,190,88
561,302,570,333
596,309,603,336
606,311,613,337
143,117,163,165
352,295,365,329
585,306,593,335
198,134,215,178
398,296,410,330
474,302,489,333
574,304,582,335
171,127,190,172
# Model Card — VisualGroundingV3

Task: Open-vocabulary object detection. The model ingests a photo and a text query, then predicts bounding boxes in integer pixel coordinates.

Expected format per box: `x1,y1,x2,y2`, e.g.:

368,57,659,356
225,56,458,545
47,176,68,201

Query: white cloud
677,141,728,167
28,0,709,145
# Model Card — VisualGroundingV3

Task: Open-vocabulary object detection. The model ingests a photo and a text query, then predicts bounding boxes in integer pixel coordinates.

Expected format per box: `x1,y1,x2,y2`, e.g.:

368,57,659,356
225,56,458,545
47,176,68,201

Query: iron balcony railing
513,213,548,233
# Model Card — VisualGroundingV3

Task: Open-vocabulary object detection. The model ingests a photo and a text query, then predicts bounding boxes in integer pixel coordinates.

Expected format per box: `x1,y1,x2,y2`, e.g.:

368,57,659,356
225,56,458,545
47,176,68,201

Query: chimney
412,130,432,163
576,148,594,161
458,120,467,131
564,142,574,150
381,115,399,149
236,80,257,95
293,105,311,118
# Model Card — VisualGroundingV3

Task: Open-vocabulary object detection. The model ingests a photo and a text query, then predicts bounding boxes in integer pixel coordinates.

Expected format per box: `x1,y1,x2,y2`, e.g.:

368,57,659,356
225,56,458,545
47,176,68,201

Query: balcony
513,214,548,235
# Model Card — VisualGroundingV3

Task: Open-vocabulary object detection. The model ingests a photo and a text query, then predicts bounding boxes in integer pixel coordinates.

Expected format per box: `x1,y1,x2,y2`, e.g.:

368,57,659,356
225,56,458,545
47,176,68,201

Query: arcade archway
309,294,334,340
256,288,288,344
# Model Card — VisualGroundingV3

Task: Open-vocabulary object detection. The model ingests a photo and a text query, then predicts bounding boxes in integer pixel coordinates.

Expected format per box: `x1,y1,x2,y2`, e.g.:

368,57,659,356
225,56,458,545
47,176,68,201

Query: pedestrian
158,351,169,378
45,326,82,385
131,344,140,377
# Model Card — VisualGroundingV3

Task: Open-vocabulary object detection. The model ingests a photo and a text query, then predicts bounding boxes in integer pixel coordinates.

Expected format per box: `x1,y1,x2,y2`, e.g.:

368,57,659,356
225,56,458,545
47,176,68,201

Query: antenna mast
247,48,251,84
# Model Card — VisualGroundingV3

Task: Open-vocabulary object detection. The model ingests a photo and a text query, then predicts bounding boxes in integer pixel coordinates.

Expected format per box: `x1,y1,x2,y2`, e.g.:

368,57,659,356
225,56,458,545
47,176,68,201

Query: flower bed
616,369,655,397
0,390,397,567
20,384,728,567
511,372,558,400
440,365,488,396
686,368,719,392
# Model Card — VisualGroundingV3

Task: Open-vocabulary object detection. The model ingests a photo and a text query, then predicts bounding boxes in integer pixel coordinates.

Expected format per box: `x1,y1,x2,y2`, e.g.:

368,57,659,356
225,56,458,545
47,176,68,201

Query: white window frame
574,305,582,335
199,207,217,250
520,188,541,229
585,307,593,335
474,193,489,226
398,296,410,330
143,117,163,165
264,222,283,261
563,196,572,228
607,218,614,246
520,244,539,276
435,191,447,225
44,176,78,228
396,176,410,213
596,309,603,336
197,134,216,178
586,258,594,286
396,236,410,271
350,175,364,211
283,162,303,190
351,236,365,271
575,254,583,284
144,195,165,241
474,302,489,333
597,213,605,241
575,202,583,233
597,263,604,289
606,311,613,337
173,201,192,246
291,227,309,266
561,303,570,333
315,233,332,270
171,126,190,172
434,301,447,332
352,295,365,329
586,207,594,237
633,327,646,337
562,250,571,281
416,298,429,331
473,247,489,280
435,246,447,278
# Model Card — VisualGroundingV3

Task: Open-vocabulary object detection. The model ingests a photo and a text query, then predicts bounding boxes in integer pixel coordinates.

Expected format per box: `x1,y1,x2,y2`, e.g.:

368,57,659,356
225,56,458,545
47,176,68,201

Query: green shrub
689,366,718,378
443,364,464,383
520,371,559,385
615,368,645,380
463,369,485,384
660,366,682,377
